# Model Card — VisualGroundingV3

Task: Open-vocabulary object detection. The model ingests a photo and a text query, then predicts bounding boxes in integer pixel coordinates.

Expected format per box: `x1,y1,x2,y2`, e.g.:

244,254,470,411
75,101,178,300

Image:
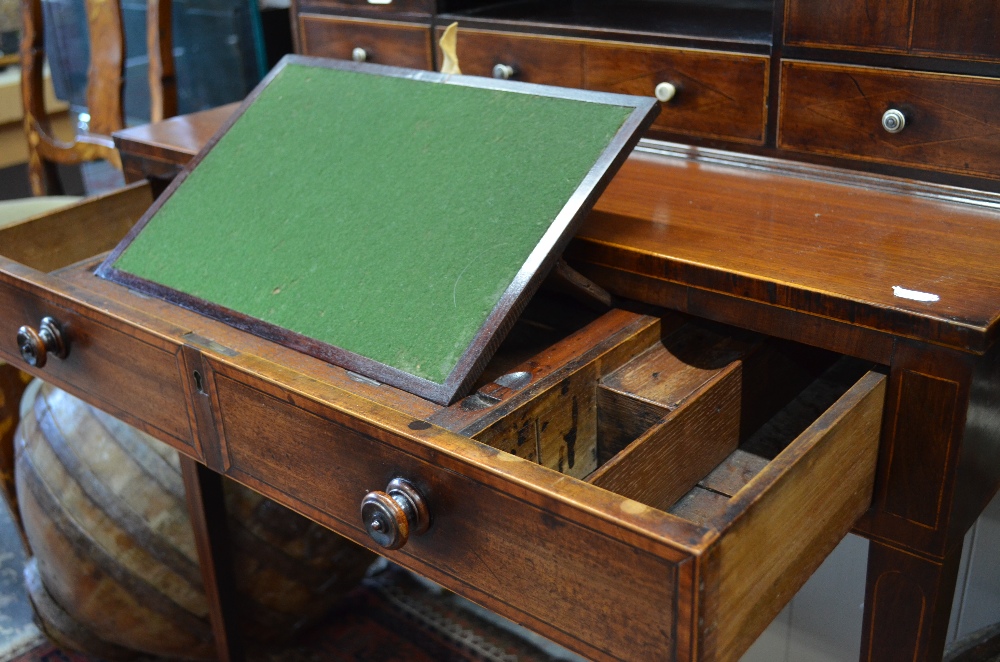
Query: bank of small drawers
298,15,433,70
441,28,770,145
779,60,1000,180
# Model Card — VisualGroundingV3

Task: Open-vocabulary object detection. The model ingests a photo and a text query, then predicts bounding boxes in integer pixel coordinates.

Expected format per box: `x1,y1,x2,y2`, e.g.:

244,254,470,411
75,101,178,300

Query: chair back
19,0,177,195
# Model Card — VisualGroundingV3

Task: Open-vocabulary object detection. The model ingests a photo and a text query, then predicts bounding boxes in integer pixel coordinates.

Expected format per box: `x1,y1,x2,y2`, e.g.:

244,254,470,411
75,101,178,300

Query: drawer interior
0,183,152,274
443,309,885,656
451,305,875,510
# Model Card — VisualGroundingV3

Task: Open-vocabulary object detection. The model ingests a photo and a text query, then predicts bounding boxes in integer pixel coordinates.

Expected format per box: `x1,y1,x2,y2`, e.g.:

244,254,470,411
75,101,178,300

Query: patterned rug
4,563,574,662
0,498,42,661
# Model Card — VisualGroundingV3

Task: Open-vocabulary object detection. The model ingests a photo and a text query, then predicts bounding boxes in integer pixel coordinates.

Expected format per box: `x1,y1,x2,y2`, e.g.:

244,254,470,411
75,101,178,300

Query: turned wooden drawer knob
352,47,368,63
361,478,429,550
492,63,515,80
654,82,677,103
17,317,68,368
881,108,906,134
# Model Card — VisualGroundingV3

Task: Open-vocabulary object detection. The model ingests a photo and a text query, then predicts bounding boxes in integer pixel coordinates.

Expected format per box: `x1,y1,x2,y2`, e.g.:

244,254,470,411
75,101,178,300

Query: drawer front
779,61,1000,179
297,0,433,17
208,360,687,662
784,0,1000,62
298,15,433,70
440,28,768,144
0,270,196,456
203,343,884,660
442,28,585,89
784,0,911,52
584,43,768,145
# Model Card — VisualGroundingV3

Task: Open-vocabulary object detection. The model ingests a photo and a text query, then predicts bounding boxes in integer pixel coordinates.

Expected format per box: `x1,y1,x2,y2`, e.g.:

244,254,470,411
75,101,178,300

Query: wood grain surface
572,145,1000,353
438,27,768,144
779,61,1000,179
437,27,585,88
298,14,434,69
584,42,768,144
0,183,152,273
589,362,741,510
784,0,912,52
708,370,885,659
785,0,1000,61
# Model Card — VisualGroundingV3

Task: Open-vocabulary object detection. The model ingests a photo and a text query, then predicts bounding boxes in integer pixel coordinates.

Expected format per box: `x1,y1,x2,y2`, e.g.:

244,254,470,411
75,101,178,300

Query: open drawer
0,188,885,661
0,185,201,456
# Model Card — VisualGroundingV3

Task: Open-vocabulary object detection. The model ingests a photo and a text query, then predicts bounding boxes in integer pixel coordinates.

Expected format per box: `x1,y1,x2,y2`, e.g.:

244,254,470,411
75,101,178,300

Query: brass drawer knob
881,109,906,134
17,317,68,368
654,82,677,103
361,478,429,550
352,47,368,63
492,63,515,80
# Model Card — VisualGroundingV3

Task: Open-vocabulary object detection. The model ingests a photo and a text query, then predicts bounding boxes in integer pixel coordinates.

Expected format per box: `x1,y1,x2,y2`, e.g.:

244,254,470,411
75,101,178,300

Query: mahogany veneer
95,109,1000,661
435,27,770,145
297,15,434,70
779,61,1000,181
287,1,1000,187
0,186,888,659
573,145,1000,352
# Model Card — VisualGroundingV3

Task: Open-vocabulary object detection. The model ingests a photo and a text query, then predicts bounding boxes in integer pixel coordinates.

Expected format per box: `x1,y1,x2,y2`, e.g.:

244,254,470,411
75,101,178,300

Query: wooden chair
19,0,177,196
1,0,179,541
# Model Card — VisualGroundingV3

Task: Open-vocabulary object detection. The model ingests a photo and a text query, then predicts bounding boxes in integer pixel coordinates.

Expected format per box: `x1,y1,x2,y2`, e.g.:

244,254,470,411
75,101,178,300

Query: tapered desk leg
860,540,962,662
180,455,245,662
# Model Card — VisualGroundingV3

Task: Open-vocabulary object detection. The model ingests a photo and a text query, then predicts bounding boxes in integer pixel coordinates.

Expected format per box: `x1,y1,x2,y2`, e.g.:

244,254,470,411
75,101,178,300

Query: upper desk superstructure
290,0,1000,191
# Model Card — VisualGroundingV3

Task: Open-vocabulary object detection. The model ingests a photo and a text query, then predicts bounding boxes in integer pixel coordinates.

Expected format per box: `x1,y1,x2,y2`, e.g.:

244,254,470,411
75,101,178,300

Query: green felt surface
112,63,633,384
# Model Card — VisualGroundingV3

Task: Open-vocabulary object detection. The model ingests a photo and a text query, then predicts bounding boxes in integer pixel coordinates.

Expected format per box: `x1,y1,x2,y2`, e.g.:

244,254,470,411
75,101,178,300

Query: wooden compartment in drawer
0,185,200,457
298,14,433,70
1,193,885,660
778,60,1000,180
436,27,769,144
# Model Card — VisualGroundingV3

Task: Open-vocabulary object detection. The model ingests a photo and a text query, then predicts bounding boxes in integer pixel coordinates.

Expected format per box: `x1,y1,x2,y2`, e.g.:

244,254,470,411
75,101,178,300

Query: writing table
3,111,999,661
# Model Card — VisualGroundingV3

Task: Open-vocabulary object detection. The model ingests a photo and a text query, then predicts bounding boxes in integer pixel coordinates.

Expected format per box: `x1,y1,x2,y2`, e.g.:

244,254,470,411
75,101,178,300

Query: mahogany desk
11,109,1000,661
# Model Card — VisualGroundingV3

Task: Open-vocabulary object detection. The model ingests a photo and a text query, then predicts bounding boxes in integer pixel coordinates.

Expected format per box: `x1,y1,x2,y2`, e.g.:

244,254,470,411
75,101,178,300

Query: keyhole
193,370,206,395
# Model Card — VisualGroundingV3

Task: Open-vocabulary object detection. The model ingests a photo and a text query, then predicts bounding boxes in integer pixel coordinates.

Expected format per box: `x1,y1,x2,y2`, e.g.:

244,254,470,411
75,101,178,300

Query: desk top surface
580,145,1000,353
115,112,1000,355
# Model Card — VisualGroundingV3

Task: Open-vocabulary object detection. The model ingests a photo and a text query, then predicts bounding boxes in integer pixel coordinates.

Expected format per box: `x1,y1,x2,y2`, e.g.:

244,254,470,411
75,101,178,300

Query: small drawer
0,186,199,457
209,312,885,661
297,0,433,16
779,60,1000,180
436,27,584,89
298,14,433,70
437,27,769,145
584,42,769,145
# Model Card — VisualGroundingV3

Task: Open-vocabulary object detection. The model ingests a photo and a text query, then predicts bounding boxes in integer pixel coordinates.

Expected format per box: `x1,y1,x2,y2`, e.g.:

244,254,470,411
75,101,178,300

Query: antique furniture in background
287,0,1000,191
19,0,176,195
